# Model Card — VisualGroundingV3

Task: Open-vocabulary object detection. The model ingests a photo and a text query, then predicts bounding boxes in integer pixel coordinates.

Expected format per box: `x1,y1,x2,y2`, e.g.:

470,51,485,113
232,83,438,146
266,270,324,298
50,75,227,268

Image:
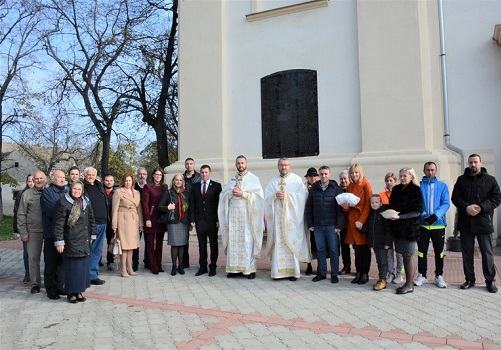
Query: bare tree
12,105,92,174
122,0,178,168
0,0,43,220
42,0,149,176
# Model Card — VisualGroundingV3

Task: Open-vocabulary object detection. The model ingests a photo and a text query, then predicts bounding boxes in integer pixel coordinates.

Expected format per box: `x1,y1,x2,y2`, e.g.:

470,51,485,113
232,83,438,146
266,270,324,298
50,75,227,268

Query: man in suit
190,165,222,276
133,167,149,271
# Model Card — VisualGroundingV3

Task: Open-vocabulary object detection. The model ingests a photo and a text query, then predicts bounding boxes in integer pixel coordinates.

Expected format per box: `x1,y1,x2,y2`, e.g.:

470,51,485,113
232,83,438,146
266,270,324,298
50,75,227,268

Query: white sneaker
386,273,395,283
392,273,404,284
414,273,428,286
435,275,447,288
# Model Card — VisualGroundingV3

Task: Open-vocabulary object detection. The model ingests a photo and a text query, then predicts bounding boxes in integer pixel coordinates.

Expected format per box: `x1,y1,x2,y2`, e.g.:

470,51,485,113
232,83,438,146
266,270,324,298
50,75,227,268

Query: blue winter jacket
419,177,450,227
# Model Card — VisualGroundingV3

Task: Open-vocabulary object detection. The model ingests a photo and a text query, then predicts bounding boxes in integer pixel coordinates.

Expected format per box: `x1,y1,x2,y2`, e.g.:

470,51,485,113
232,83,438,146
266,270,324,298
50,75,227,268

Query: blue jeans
90,224,106,280
314,226,339,277
387,246,404,275
23,241,29,273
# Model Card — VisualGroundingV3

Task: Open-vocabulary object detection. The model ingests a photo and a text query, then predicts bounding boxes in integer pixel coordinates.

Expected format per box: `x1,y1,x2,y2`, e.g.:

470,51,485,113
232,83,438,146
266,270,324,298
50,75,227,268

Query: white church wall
223,1,362,159
443,0,501,173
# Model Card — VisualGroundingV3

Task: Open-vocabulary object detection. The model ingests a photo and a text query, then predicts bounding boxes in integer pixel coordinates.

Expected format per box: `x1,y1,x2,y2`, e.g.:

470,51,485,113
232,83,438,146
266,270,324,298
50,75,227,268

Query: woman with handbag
141,168,168,275
53,181,96,303
159,173,191,276
111,174,144,277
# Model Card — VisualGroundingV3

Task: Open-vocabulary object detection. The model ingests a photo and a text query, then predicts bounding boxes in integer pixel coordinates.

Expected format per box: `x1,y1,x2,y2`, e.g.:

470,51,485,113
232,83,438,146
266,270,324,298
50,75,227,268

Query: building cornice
246,0,329,22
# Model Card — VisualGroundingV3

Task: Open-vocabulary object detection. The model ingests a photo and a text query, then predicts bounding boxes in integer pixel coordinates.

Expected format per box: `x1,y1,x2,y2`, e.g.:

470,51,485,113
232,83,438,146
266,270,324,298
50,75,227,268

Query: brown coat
344,178,373,245
111,187,143,250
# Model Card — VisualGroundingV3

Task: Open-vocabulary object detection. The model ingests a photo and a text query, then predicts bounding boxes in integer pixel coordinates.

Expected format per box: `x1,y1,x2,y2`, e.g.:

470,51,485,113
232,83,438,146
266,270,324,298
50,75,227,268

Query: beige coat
111,187,143,250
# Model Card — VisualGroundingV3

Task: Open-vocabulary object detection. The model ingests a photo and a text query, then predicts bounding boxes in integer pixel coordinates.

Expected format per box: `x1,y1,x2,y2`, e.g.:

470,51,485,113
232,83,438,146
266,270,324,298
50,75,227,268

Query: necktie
202,181,206,197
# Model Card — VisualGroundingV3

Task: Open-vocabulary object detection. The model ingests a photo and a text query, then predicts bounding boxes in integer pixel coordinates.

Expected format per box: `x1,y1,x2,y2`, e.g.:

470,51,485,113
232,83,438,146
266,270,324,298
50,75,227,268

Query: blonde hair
348,163,365,183
171,173,185,189
384,172,397,182
399,167,420,187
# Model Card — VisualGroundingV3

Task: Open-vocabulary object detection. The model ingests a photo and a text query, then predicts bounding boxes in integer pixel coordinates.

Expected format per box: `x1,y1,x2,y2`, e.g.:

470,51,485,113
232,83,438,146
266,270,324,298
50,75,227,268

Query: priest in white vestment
265,158,310,280
218,155,264,279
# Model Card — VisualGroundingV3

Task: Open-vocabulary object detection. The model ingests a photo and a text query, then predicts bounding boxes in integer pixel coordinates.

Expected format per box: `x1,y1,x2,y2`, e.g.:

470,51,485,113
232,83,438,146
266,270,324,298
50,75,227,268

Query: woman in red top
141,168,168,275
341,164,373,284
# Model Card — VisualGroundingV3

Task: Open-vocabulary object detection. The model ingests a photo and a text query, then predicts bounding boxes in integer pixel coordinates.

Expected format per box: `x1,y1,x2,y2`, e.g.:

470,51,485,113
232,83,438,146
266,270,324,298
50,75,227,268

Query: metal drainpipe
438,0,466,170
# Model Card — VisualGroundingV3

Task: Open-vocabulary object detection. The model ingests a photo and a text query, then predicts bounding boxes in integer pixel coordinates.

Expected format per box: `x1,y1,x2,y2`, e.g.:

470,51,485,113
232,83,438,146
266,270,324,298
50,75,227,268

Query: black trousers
460,230,496,283
183,242,190,267
353,244,371,274
339,228,351,266
417,227,445,278
133,231,149,268
43,237,64,295
197,223,219,269
106,227,115,265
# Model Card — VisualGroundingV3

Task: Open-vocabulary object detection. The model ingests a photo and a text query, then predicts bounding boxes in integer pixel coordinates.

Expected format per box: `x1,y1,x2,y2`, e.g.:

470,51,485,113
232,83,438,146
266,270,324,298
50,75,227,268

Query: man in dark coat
190,165,222,276
41,169,68,299
452,154,501,293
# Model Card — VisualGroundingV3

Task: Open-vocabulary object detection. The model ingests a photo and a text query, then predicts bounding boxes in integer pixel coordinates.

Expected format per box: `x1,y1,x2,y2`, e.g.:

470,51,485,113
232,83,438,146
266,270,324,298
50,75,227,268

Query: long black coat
388,182,423,241
53,194,96,258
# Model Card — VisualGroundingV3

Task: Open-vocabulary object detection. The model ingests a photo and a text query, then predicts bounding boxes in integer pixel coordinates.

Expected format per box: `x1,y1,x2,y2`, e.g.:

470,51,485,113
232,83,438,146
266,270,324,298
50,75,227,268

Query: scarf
174,186,187,220
68,197,83,227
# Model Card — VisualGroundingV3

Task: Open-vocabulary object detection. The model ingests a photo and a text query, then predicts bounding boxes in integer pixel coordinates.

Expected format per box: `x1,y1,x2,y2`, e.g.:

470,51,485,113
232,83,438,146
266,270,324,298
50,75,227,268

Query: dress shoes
47,293,60,300
460,280,475,290
339,265,351,275
152,271,159,275
67,294,78,304
288,277,297,281
227,272,242,278
351,272,362,284
90,278,106,285
305,264,313,276
312,275,326,282
132,265,138,272
76,293,86,302
171,267,177,276
247,272,256,279
331,275,339,284
178,267,185,275
396,286,414,294
30,285,40,294
195,268,208,276
487,282,498,293
358,273,369,285
209,268,217,277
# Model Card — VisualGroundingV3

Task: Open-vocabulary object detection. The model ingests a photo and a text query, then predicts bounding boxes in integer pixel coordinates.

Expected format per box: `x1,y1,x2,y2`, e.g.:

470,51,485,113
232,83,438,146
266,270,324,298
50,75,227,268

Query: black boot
351,272,362,284
358,273,369,284
171,265,177,276
339,265,351,275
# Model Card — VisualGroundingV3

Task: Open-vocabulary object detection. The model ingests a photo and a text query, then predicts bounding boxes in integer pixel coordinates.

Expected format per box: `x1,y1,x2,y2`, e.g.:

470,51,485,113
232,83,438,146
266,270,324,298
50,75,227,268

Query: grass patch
0,216,16,241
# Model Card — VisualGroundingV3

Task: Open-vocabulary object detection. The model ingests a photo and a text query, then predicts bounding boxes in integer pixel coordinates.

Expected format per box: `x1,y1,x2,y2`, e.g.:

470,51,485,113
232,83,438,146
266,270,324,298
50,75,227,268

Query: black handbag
158,191,176,224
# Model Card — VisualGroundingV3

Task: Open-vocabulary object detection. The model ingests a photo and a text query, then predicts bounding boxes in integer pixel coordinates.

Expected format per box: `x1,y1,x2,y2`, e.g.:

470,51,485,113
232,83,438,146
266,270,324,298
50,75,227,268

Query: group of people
13,153,500,303
13,160,222,303
219,154,500,295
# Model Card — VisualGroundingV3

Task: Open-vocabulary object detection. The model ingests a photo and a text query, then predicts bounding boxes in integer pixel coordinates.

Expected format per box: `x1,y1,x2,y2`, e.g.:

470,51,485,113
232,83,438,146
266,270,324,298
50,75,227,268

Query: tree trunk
100,131,112,176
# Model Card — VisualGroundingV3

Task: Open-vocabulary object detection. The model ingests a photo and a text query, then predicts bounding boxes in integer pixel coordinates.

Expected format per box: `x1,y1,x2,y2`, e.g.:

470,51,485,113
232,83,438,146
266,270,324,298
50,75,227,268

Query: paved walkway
1,238,500,350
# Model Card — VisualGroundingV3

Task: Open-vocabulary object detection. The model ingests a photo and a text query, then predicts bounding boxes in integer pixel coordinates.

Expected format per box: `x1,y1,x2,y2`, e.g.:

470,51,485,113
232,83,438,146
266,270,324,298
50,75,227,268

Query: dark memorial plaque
261,69,319,159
